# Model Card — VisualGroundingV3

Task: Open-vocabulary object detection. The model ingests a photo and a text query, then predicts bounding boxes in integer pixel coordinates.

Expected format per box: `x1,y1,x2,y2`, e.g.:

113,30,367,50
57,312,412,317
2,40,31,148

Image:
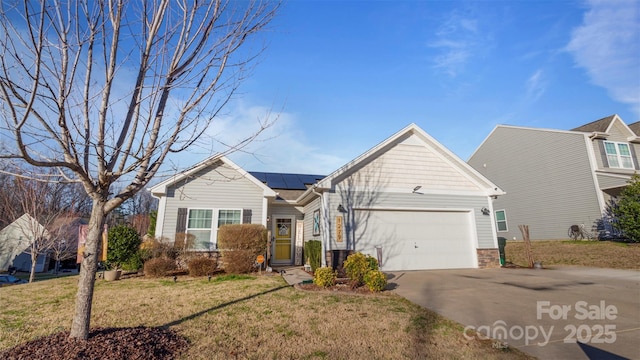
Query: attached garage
355,209,477,271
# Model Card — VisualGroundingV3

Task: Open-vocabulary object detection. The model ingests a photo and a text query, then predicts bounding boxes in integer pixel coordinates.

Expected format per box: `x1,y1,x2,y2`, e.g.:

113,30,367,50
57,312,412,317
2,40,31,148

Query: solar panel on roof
248,171,325,190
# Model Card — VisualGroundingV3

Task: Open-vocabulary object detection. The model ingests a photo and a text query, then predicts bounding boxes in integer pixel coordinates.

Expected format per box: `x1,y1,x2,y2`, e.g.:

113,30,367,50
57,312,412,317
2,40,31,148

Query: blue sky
181,0,640,176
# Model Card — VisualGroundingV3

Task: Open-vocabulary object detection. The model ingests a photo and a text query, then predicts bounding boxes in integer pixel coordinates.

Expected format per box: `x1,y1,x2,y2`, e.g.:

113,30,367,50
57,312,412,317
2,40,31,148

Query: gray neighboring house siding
468,126,603,240
155,160,268,246
468,115,640,240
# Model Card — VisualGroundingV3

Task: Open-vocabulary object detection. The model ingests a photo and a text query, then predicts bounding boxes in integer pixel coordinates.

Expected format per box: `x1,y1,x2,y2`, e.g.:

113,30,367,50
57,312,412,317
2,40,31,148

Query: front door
273,216,294,264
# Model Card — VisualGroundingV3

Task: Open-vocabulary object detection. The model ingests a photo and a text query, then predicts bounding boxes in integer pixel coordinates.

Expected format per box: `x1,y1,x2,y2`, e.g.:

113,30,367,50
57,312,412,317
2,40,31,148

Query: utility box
497,237,507,266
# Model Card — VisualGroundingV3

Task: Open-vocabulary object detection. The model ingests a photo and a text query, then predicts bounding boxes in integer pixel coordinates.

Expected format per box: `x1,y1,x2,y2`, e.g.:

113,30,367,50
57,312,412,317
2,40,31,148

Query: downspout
311,184,327,267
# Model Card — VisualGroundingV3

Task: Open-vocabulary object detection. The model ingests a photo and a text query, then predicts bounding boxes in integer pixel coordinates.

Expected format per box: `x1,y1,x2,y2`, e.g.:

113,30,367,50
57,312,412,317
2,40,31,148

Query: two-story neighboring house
468,114,639,240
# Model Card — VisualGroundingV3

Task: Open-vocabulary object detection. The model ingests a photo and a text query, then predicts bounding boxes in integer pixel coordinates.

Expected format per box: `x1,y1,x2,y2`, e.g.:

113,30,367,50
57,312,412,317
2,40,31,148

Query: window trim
185,207,243,251
604,141,634,169
495,209,508,232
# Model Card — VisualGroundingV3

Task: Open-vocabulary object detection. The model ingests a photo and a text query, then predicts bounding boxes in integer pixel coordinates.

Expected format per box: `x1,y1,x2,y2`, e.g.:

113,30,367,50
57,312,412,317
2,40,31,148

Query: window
186,208,242,251
217,209,241,228
187,209,213,250
495,210,508,232
604,141,634,169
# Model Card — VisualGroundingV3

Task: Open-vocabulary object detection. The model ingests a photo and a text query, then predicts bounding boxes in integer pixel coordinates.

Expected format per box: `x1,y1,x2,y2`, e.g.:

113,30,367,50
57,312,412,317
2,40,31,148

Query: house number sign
336,216,343,243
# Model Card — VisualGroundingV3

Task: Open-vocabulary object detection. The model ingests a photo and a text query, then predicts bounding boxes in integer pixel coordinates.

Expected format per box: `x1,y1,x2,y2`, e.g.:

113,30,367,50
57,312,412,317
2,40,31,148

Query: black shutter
242,209,252,224
176,208,187,233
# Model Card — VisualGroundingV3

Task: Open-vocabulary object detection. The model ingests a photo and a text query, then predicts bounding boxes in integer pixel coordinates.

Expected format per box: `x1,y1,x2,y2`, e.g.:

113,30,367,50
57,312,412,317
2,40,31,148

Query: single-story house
0,213,50,272
150,124,505,271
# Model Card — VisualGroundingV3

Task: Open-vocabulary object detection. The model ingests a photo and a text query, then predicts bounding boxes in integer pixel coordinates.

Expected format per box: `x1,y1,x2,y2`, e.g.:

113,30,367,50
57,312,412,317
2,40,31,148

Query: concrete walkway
389,266,640,360
272,266,313,286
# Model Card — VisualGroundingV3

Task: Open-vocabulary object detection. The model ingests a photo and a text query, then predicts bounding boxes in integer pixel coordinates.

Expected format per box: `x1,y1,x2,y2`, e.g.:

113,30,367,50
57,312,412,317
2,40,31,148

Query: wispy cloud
429,10,482,77
566,0,640,115
526,69,546,103
166,101,345,175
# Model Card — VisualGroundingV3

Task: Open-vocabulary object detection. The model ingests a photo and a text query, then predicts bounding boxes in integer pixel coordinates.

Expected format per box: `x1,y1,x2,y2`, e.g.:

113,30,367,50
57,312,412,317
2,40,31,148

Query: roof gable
571,114,636,139
149,155,276,197
314,123,504,196
0,213,50,241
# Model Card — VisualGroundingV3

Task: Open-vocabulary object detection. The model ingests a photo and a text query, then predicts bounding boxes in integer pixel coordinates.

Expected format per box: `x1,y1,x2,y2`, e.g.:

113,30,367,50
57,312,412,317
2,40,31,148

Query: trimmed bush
107,225,142,270
313,267,336,288
217,224,267,274
144,257,176,277
304,240,322,272
364,270,387,292
187,257,217,277
343,252,378,286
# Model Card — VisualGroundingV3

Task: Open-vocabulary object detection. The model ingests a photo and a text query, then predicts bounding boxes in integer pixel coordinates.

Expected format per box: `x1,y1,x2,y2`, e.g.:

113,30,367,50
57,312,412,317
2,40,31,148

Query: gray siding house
468,114,639,240
151,124,505,271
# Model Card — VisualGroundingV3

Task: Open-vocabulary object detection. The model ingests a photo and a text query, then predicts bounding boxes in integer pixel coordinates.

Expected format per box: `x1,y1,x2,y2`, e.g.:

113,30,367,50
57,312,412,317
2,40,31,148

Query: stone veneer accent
476,248,501,268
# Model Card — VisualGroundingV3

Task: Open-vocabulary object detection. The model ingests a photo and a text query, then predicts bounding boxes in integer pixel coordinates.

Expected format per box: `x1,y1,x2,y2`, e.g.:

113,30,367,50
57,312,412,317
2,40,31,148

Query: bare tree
0,175,69,283
0,0,278,340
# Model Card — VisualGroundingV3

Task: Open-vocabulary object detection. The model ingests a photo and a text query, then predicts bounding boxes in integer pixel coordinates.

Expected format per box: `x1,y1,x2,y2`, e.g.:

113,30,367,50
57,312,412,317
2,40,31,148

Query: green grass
212,274,255,282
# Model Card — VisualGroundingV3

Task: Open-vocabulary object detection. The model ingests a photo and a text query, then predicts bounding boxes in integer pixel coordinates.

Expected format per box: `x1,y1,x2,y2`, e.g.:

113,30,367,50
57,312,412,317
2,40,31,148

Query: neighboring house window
495,210,508,232
187,209,213,250
604,141,634,169
186,209,242,251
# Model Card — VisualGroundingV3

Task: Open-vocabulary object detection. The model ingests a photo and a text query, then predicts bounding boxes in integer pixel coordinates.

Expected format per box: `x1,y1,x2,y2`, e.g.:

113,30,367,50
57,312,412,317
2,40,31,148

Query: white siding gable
335,134,481,193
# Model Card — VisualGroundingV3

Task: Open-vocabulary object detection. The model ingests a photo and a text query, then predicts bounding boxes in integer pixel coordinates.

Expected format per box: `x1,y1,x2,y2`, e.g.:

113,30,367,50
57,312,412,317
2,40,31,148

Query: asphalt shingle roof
570,114,616,133
628,121,640,136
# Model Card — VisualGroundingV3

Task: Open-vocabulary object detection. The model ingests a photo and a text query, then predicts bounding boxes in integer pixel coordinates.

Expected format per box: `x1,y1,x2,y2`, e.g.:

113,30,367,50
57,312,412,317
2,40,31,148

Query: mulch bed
0,326,188,360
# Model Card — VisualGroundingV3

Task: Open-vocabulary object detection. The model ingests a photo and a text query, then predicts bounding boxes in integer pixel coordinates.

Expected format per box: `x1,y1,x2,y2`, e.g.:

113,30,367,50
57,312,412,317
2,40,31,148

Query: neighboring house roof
570,114,639,143
628,121,640,136
571,114,617,133
149,155,276,198
298,123,505,203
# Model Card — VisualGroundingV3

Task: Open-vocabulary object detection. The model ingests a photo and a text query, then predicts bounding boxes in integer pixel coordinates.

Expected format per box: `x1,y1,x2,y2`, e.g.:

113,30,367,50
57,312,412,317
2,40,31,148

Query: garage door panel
354,210,476,271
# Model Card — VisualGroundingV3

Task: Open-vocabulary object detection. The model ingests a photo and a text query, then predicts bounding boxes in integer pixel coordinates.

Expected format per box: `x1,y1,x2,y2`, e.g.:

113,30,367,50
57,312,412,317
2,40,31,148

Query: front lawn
505,240,640,269
0,274,534,359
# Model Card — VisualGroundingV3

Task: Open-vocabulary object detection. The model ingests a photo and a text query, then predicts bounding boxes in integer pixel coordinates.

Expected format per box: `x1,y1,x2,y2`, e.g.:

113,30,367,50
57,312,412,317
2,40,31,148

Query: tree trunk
69,199,106,340
29,243,37,283
518,224,534,268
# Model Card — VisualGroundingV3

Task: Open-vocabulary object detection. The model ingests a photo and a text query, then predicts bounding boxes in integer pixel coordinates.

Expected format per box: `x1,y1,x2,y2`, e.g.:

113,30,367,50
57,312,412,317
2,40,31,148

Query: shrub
364,270,387,292
609,174,640,242
187,256,217,277
121,250,144,271
107,225,142,270
343,252,378,285
304,240,322,272
217,224,267,274
313,267,336,288
144,257,176,277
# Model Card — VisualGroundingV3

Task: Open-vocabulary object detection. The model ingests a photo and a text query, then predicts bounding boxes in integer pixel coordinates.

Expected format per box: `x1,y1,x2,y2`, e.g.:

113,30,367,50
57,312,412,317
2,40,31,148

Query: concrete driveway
389,267,640,360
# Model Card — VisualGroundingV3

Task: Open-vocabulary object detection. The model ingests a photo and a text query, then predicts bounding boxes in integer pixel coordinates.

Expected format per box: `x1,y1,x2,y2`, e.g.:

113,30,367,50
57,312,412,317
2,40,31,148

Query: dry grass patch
0,274,534,359
505,240,640,269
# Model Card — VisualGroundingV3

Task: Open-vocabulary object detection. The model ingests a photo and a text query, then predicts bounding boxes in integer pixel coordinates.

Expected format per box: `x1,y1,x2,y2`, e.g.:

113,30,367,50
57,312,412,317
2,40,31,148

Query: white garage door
354,210,476,271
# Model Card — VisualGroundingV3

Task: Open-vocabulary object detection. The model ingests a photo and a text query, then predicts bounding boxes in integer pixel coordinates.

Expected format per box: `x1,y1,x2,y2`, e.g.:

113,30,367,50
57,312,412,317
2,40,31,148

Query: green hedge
304,240,322,272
